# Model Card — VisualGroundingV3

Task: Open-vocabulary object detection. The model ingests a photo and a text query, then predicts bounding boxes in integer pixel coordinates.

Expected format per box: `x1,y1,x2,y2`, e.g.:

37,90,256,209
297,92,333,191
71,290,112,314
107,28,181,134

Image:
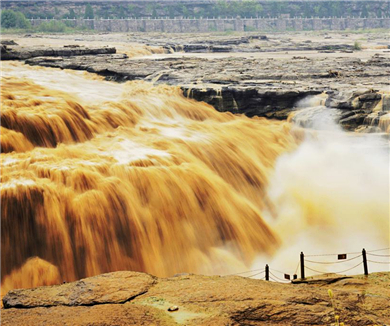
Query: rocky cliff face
2,271,390,325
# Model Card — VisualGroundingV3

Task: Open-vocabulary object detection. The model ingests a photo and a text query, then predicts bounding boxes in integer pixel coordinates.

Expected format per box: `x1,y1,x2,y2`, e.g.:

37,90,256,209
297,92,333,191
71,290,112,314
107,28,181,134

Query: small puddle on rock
140,296,207,324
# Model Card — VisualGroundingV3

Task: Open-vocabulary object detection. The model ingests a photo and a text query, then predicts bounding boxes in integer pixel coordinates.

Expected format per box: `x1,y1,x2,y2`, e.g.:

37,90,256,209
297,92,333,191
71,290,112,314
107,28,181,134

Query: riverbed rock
1,40,18,46
5,32,390,131
23,51,390,131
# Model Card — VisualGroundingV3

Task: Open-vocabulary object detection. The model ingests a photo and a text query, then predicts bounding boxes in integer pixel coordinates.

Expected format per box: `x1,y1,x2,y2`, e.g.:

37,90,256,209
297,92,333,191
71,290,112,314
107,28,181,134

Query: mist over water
254,113,389,277
1,62,388,294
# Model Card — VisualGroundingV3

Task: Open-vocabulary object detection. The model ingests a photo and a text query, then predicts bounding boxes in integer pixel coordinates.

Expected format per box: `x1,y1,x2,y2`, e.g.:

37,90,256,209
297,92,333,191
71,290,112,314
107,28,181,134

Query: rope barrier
246,271,266,278
223,247,389,281
225,268,264,276
269,276,288,284
270,268,288,275
269,271,290,283
367,247,390,253
305,251,360,257
305,261,362,274
270,266,299,277
294,261,300,275
367,253,390,257
305,253,341,257
270,268,282,274
305,254,362,264
367,260,390,265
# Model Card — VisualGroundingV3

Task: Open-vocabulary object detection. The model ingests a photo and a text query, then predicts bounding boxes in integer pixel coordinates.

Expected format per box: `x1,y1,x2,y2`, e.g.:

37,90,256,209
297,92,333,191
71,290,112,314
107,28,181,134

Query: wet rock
1,45,116,60
326,90,355,110
5,34,389,131
336,113,366,130
1,44,7,55
366,54,390,67
382,95,390,111
164,43,234,53
210,45,233,52
355,92,382,110
185,86,321,117
1,40,18,46
182,44,209,52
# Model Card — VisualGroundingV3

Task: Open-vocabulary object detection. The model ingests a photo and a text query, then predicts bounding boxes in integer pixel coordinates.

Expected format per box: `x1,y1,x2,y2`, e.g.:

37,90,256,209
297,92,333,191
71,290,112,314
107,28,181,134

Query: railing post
265,264,269,281
362,248,368,276
300,252,305,279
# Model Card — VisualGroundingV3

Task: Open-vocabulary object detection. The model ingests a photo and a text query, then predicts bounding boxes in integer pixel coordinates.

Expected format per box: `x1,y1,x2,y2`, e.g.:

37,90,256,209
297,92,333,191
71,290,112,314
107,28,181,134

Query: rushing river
1,62,388,294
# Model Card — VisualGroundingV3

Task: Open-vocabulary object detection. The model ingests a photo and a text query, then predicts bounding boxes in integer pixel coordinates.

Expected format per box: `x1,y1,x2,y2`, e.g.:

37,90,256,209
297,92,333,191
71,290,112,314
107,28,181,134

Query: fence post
300,252,305,279
265,264,269,281
362,248,368,276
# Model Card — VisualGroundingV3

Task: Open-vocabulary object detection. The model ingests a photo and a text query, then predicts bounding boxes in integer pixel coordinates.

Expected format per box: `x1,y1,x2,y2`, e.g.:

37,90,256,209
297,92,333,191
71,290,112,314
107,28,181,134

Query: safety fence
226,247,390,283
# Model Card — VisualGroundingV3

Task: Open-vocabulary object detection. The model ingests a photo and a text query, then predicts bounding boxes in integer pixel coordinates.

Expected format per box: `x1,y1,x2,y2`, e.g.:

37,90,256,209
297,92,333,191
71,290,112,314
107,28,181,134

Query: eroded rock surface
2,271,390,325
23,51,390,130
3,271,155,308
129,33,355,53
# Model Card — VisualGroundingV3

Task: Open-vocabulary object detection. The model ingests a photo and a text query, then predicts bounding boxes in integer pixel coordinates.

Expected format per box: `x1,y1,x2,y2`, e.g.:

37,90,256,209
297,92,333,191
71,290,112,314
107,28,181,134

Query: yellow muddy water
1,62,303,294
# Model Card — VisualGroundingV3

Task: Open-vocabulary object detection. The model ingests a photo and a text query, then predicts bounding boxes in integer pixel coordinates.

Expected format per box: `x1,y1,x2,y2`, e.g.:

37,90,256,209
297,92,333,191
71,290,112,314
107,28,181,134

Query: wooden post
362,248,368,276
265,264,269,281
300,252,305,279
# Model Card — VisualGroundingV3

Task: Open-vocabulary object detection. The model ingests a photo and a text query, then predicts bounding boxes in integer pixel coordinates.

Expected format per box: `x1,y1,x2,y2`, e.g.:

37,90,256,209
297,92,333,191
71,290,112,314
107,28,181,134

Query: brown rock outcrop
3,271,156,308
2,271,390,325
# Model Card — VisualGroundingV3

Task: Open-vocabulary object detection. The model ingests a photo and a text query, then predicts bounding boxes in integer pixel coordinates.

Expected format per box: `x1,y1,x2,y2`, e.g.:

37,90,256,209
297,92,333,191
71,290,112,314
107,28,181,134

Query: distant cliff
28,17,390,33
2,1,389,20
